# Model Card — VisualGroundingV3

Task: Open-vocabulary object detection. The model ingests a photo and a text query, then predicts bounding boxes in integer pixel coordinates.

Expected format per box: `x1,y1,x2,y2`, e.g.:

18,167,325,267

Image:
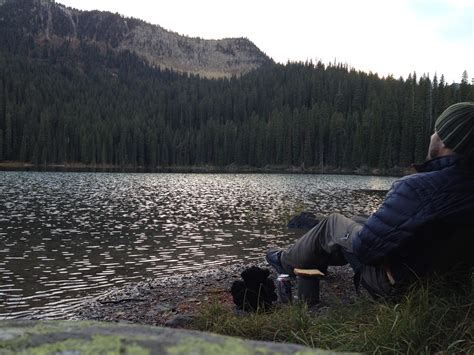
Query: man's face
427,132,444,160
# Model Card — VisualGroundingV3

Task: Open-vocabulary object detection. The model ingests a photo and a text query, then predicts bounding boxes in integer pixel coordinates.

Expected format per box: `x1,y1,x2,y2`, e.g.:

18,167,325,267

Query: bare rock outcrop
0,0,273,78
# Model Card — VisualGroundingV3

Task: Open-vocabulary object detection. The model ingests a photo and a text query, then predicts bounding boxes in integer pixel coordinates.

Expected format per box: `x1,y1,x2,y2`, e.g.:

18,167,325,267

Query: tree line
0,42,472,171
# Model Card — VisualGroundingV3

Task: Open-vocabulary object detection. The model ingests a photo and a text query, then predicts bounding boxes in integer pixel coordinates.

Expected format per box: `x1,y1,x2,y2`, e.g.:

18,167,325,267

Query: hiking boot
265,248,286,274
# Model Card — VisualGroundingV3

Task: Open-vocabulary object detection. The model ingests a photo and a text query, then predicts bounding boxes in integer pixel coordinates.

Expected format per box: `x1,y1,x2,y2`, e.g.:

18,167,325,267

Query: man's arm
352,178,425,265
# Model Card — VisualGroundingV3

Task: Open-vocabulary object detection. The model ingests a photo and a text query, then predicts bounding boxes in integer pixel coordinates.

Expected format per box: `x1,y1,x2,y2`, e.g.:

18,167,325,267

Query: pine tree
0,129,4,161
18,132,28,162
4,110,12,160
460,70,470,101
318,102,329,171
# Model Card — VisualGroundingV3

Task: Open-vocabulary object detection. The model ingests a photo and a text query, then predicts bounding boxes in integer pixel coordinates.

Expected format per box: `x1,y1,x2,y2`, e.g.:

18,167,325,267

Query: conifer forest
0,3,473,171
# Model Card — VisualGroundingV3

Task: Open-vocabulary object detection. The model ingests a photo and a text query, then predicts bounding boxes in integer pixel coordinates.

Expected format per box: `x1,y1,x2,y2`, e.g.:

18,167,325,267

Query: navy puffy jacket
352,155,474,280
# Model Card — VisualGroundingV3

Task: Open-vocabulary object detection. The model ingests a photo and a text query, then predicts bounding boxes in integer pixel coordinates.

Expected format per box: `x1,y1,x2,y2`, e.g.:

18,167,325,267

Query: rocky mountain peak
0,0,273,78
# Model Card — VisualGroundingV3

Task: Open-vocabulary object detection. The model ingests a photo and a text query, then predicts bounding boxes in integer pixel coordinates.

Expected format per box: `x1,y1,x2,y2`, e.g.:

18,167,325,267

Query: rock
0,328,25,341
117,320,135,325
153,304,173,313
165,315,193,328
0,320,340,354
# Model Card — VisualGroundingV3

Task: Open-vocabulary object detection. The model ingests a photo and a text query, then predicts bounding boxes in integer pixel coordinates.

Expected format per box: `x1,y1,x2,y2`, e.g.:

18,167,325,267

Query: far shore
0,161,412,177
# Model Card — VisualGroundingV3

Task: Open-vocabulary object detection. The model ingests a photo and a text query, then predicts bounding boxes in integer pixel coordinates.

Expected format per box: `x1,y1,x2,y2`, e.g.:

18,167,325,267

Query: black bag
230,266,277,311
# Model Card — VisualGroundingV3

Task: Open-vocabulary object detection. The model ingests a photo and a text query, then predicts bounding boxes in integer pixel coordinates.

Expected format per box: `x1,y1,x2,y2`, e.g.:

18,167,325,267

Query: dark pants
280,213,394,298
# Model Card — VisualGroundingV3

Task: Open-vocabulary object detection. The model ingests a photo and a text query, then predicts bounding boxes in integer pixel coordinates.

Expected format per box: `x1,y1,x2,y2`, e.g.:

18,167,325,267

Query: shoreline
71,261,360,327
0,161,411,177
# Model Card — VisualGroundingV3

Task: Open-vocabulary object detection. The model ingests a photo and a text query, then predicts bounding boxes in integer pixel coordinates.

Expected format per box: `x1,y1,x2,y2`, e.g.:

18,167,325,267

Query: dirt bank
73,261,360,327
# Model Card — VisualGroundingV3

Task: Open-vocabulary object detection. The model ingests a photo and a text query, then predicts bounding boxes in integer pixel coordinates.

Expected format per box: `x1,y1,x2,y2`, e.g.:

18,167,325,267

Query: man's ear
440,141,455,156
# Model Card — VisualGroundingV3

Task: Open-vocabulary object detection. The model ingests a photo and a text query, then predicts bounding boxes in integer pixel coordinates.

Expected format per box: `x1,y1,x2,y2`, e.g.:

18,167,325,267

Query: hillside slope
0,0,273,77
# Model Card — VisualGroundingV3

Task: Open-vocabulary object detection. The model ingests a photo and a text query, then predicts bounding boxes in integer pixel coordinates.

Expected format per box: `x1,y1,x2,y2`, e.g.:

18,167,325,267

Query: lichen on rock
0,320,333,354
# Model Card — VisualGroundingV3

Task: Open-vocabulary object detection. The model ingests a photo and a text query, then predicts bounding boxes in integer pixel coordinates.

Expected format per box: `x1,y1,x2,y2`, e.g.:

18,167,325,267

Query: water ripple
0,172,395,318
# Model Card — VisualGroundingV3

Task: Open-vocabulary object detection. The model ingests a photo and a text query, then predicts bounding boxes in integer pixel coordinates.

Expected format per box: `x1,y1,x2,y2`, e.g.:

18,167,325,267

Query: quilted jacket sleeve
352,177,425,265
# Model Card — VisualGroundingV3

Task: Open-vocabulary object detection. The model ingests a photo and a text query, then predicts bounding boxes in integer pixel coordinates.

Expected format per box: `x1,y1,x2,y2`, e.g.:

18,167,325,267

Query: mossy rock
0,320,348,354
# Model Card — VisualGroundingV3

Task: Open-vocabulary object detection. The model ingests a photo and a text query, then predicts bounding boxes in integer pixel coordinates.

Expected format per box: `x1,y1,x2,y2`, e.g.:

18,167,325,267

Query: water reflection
0,172,395,318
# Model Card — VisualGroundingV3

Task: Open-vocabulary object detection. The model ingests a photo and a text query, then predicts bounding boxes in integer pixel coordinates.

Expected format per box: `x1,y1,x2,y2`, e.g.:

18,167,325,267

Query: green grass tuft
192,280,474,354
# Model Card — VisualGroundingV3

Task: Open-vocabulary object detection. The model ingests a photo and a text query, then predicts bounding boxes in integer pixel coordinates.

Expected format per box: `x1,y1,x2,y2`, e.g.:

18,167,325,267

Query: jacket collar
412,155,459,173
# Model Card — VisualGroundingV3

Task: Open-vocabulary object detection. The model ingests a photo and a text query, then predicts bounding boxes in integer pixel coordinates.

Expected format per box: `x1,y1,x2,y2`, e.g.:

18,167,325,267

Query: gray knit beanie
435,102,474,158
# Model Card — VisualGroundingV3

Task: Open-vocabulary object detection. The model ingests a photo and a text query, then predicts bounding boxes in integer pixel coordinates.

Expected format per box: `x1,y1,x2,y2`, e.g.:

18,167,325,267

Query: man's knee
327,213,346,223
326,213,352,231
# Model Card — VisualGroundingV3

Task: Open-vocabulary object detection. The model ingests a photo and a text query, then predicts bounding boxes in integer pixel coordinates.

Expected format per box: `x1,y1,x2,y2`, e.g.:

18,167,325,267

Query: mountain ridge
0,0,273,78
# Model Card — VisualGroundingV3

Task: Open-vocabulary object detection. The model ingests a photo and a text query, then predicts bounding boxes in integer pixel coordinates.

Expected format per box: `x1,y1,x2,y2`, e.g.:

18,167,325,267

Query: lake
0,172,396,319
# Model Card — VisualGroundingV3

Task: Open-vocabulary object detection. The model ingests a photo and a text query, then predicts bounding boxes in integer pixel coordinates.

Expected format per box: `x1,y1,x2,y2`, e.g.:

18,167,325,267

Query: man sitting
267,102,474,298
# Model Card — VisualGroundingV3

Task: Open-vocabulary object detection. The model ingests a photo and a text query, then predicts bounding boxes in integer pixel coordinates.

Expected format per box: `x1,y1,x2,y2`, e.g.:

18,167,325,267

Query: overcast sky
56,0,473,84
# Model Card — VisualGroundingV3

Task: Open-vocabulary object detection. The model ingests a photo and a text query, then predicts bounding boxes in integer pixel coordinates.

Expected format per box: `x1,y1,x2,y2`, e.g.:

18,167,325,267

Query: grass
192,279,474,354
